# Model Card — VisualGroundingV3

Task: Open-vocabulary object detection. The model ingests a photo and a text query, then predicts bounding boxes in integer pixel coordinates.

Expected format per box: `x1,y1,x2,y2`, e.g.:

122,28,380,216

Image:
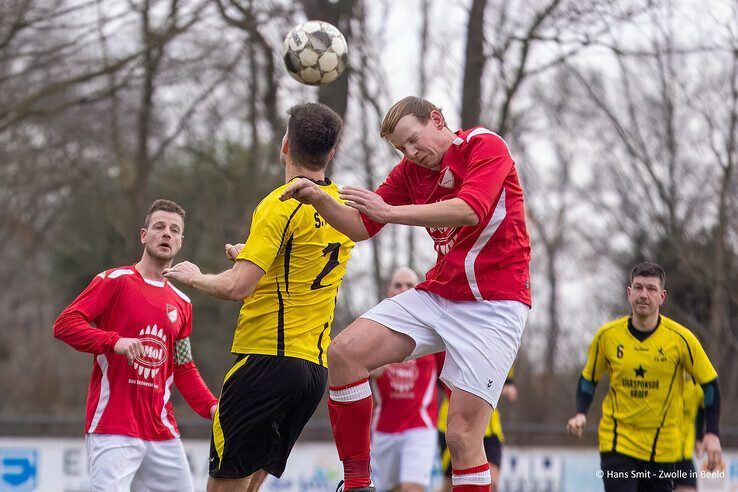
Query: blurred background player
437,369,517,491
53,199,218,492
674,374,703,492
369,267,438,492
282,95,531,492
164,102,353,492
567,261,722,492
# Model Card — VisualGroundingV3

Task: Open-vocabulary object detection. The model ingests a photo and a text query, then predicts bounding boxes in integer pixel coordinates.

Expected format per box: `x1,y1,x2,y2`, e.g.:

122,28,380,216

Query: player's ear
660,289,666,304
140,227,147,244
327,147,336,161
430,110,445,129
281,133,289,155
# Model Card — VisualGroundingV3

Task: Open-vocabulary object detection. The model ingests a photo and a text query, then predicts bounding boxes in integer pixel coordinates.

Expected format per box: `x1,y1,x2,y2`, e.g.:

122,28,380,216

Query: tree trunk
461,0,487,128
301,0,356,121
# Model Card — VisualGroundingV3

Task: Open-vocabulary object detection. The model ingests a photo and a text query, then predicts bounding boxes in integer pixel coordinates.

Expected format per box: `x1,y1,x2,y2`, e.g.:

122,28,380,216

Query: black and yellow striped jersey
582,315,716,462
232,178,354,366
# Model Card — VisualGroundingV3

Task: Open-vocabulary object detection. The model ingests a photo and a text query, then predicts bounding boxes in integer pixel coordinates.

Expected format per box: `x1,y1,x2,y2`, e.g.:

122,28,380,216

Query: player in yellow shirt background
566,261,722,492
164,102,354,491
437,368,517,491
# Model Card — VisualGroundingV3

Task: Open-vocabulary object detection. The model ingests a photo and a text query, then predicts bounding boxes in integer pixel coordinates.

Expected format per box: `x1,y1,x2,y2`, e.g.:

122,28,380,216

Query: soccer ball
282,21,348,86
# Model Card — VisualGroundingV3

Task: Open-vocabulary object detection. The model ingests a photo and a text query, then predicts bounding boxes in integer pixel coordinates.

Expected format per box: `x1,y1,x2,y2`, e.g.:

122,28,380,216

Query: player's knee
327,335,353,366
444,423,477,456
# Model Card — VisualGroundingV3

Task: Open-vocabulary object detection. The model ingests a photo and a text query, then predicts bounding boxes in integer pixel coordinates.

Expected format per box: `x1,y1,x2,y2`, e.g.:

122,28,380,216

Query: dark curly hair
287,103,343,171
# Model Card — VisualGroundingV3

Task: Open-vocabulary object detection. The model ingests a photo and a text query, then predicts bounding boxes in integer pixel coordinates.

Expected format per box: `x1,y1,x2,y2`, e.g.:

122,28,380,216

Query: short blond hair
380,96,442,137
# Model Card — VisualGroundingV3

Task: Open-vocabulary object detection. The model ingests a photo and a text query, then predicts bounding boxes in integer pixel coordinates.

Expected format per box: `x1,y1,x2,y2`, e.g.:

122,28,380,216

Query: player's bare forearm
190,270,253,301
192,270,243,301
388,198,478,227
339,186,478,228
164,260,260,301
312,192,370,241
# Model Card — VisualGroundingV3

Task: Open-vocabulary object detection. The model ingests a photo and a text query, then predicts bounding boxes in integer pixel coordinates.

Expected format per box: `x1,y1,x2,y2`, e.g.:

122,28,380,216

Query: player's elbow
52,315,70,340
224,284,250,301
224,278,256,301
454,199,479,226
460,207,479,226
347,229,370,242
52,319,63,339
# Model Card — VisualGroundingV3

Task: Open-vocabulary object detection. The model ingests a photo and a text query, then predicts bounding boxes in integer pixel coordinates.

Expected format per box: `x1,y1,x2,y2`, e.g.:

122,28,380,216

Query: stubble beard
145,243,175,264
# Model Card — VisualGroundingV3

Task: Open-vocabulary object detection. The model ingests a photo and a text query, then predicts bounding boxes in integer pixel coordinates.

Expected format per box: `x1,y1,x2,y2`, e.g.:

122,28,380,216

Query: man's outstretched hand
225,243,244,262
280,178,325,204
162,261,202,287
339,186,392,224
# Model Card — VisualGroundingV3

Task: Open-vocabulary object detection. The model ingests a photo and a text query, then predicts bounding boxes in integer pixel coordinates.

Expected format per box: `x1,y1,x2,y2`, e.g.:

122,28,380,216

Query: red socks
452,463,492,491
329,379,373,489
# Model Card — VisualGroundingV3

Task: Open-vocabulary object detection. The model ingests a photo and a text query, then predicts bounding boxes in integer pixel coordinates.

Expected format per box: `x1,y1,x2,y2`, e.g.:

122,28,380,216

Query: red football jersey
371,355,438,433
362,128,531,305
54,266,216,440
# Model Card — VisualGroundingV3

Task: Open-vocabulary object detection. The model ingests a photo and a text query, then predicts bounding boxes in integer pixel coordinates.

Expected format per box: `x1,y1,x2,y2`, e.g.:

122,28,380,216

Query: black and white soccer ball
282,21,348,86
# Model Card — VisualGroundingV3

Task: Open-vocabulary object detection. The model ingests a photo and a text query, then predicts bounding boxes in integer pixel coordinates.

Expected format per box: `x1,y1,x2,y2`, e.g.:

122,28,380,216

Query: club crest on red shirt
439,167,455,189
166,304,178,323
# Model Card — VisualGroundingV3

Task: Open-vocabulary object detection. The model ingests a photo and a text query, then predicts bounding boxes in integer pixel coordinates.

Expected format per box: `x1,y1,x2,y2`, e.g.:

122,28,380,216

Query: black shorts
438,432,502,476
674,458,697,487
599,451,675,492
209,354,327,479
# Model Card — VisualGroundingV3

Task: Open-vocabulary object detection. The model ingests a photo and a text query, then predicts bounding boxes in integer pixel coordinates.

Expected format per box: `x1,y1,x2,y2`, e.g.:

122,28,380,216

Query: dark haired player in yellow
164,102,353,491
567,261,722,492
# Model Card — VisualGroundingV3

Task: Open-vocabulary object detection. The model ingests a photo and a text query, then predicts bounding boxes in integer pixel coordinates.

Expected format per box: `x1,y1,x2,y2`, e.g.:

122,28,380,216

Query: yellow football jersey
232,179,354,366
680,376,704,460
582,315,717,462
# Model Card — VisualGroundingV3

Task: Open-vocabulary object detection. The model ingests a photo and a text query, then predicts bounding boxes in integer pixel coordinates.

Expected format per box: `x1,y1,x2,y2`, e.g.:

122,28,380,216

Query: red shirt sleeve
173,302,218,420
174,361,218,420
53,273,121,354
456,133,514,221
360,161,413,237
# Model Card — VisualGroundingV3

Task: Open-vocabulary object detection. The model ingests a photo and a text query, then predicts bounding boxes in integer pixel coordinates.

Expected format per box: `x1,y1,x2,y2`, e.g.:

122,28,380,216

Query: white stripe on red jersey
465,189,506,301
87,354,110,433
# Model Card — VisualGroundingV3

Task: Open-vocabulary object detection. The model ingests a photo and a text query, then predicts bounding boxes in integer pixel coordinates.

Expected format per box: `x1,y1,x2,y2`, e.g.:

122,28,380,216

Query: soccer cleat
335,480,375,491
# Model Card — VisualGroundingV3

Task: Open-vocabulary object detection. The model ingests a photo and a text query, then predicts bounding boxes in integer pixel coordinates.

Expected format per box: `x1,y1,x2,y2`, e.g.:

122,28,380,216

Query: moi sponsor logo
133,324,168,380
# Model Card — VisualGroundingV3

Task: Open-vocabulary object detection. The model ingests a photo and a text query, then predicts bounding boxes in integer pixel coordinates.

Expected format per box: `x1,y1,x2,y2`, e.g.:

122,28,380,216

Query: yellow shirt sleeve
237,195,297,273
582,326,608,382
680,328,718,384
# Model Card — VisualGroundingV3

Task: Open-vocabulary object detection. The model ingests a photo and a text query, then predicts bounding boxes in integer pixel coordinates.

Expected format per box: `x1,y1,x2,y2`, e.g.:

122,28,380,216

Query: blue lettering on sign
0,449,37,492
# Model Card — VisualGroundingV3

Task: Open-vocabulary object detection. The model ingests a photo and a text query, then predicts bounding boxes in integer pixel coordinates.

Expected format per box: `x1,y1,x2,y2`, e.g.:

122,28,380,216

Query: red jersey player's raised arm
171,303,217,419
360,164,413,237
53,272,121,354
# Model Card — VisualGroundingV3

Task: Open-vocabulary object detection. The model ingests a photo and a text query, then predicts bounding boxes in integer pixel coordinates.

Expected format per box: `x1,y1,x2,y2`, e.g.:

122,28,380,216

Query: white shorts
362,289,527,407
371,427,437,490
85,433,194,492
